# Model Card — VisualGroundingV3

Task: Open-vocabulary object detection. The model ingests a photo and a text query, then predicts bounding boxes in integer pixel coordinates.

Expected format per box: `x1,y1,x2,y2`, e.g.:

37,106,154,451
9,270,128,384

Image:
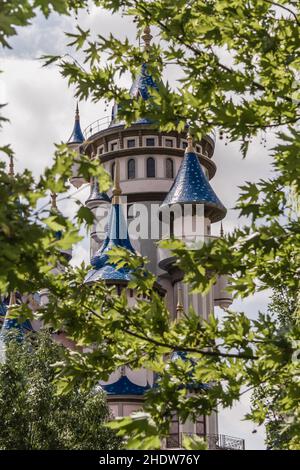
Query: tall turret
68,103,86,188
64,26,242,449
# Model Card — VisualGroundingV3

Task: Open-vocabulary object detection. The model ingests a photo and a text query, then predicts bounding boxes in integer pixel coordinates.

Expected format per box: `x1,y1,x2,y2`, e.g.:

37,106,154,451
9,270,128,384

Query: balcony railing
83,116,216,144
83,116,111,140
166,433,245,450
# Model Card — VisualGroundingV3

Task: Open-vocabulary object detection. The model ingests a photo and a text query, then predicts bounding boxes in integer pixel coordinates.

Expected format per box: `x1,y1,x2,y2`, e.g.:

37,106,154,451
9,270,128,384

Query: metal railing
83,116,216,144
166,433,245,450
83,116,111,140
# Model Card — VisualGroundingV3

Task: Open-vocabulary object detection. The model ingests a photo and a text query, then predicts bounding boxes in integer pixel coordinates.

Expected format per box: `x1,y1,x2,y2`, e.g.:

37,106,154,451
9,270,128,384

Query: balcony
166,433,245,450
83,116,216,146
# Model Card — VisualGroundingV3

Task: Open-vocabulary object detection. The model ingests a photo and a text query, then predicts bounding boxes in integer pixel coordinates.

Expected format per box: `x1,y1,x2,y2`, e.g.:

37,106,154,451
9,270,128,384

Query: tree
0,330,121,450
251,286,299,450
0,0,300,450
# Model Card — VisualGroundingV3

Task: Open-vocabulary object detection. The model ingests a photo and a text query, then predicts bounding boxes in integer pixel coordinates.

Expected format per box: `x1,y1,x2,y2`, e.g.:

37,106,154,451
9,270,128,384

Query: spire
67,102,84,144
75,101,79,120
112,160,121,204
85,177,110,209
142,25,153,51
220,221,224,237
186,132,194,153
84,159,136,284
8,155,14,178
0,292,32,338
50,192,58,211
176,284,184,319
160,132,226,222
8,292,17,309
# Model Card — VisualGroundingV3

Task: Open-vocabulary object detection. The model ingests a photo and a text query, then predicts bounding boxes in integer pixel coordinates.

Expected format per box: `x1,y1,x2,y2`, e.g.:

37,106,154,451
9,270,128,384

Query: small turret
160,133,226,223
67,102,84,145
84,160,136,284
68,103,87,188
0,292,32,338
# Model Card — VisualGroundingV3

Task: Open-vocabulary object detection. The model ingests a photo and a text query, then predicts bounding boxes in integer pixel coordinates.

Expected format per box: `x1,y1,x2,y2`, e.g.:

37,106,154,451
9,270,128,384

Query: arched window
146,157,155,178
128,159,135,179
111,162,115,180
166,158,174,179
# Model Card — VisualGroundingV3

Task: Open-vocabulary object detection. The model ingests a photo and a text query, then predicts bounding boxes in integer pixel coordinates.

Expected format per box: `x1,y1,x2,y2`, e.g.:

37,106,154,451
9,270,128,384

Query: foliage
251,286,299,449
0,330,121,449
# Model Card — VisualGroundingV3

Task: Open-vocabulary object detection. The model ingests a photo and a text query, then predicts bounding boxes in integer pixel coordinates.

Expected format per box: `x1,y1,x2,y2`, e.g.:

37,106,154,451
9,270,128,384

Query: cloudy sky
0,5,275,449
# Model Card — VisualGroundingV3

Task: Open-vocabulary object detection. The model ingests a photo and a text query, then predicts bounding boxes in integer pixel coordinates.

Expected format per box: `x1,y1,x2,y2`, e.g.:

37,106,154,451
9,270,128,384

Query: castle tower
84,160,154,417
68,27,235,448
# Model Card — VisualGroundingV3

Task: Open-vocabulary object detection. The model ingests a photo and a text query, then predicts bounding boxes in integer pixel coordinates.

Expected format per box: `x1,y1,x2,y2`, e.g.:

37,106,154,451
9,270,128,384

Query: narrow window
166,413,180,448
146,157,155,177
146,137,155,147
182,141,187,149
110,142,118,151
196,416,206,437
111,162,115,180
128,159,135,179
165,138,173,148
166,158,174,178
127,139,136,148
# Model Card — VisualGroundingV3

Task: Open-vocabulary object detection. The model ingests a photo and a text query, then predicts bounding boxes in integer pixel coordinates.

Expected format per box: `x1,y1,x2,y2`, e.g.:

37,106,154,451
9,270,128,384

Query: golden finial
176,283,184,318
142,25,153,51
8,292,17,309
112,160,121,204
50,192,58,211
8,155,14,178
185,132,195,153
220,222,224,237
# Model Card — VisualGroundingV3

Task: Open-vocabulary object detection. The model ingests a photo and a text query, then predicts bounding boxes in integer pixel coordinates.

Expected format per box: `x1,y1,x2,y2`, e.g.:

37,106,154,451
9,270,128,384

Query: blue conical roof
160,146,226,222
84,201,136,284
110,63,158,127
0,295,33,342
68,103,84,144
102,375,150,396
130,63,158,101
85,178,111,209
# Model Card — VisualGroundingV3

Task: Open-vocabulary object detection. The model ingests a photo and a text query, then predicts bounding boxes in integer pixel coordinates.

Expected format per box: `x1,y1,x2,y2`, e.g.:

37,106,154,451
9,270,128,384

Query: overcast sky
0,5,276,449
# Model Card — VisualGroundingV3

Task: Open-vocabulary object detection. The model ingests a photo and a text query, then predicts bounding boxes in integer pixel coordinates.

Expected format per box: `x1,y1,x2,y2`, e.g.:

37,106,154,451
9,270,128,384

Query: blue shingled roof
85,178,111,209
68,105,84,144
0,299,7,317
160,149,226,222
102,375,150,396
0,297,33,342
110,63,158,127
170,351,211,392
84,203,136,284
130,63,158,101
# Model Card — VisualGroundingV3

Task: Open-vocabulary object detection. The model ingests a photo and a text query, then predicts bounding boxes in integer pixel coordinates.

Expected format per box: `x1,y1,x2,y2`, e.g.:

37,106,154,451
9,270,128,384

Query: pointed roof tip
50,192,58,211
67,101,84,144
176,283,184,318
185,132,195,153
142,25,153,51
160,133,226,222
8,155,14,178
85,177,111,208
112,160,122,204
220,221,224,237
9,292,17,308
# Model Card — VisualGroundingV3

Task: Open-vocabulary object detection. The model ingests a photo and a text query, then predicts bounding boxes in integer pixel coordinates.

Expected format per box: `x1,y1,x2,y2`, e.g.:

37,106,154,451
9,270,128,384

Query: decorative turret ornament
8,155,14,178
142,25,153,51
176,283,184,319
